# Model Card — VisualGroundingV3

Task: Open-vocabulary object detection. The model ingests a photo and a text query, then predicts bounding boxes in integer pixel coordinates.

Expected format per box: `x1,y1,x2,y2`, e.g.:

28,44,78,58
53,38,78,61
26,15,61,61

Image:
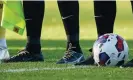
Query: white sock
0,38,7,48
0,38,10,59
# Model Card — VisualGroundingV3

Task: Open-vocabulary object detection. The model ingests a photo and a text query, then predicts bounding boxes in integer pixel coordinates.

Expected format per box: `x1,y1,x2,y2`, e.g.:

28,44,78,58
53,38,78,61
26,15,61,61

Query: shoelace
12,49,30,58
63,50,75,59
63,43,76,59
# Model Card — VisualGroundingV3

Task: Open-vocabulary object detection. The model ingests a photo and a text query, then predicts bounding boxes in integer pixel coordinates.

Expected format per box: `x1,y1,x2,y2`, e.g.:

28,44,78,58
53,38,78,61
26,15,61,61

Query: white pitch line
7,47,133,51
0,66,90,73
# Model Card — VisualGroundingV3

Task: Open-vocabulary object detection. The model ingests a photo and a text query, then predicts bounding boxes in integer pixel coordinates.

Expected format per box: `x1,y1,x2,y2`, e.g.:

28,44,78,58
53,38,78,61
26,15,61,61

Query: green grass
0,1,133,80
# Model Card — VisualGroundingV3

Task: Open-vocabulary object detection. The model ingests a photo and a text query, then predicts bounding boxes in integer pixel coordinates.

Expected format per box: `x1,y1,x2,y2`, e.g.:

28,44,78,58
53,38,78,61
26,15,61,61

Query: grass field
0,1,133,80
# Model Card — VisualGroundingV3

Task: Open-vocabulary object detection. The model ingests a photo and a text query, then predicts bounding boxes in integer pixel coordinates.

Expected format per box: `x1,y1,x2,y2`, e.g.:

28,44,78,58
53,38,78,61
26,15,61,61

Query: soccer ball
93,33,129,66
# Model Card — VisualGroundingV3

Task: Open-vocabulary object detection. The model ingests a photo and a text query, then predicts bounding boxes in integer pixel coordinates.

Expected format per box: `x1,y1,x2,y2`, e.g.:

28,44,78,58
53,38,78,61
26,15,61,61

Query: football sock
94,1,116,37
23,1,44,54
58,1,81,52
0,38,7,48
26,43,41,54
26,37,41,54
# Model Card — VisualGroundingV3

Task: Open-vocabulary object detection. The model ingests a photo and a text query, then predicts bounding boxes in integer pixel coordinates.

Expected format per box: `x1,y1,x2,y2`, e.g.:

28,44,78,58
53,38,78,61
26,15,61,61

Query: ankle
67,42,82,53
26,43,41,54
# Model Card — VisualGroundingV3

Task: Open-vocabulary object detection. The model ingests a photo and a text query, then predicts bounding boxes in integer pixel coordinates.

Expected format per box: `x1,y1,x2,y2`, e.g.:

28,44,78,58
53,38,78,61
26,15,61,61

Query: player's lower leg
0,2,10,60
4,1,45,62
57,1,84,64
75,1,116,65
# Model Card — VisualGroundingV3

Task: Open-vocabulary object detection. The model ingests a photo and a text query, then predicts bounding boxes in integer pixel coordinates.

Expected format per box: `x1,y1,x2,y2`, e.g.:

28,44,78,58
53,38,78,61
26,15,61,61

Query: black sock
23,1,44,53
94,1,116,37
26,43,41,54
58,1,81,52
26,37,41,53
